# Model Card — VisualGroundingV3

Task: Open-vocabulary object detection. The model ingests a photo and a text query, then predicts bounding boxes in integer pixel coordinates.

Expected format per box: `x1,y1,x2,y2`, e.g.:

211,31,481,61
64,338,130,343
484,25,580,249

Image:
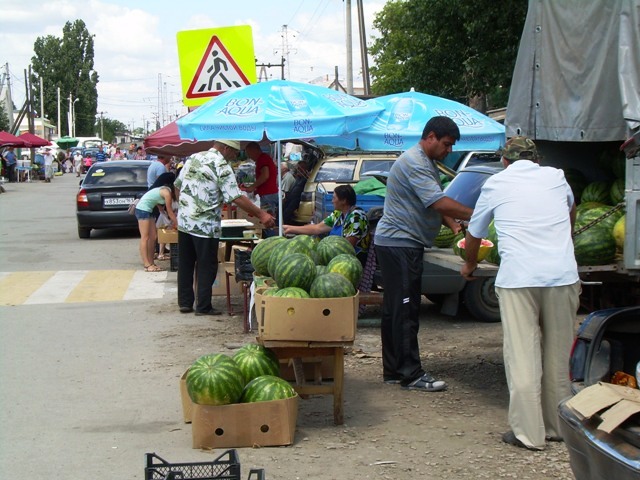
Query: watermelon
613,216,625,251
576,201,607,214
273,287,311,298
240,375,296,403
612,153,626,179
273,252,316,290
327,253,363,287
262,287,280,296
251,236,287,276
186,354,245,406
309,272,356,298
433,225,456,248
575,206,624,234
289,234,318,253
455,238,494,262
316,265,329,276
232,344,280,383
316,235,356,265
609,178,625,205
581,181,611,205
267,239,312,277
563,168,588,203
573,225,616,266
485,220,501,265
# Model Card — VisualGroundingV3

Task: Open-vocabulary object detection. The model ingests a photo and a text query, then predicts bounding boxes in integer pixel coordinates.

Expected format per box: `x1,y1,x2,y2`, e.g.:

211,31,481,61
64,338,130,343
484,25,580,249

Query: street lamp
72,98,79,137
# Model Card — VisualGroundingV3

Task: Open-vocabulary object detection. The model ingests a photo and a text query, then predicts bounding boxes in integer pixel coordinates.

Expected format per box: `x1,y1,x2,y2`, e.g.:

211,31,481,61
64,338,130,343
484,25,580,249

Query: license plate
103,197,134,206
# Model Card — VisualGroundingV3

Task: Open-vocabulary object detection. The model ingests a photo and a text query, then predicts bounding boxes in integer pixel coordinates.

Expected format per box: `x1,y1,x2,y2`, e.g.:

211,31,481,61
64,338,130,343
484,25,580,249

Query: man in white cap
43,148,55,182
174,140,275,316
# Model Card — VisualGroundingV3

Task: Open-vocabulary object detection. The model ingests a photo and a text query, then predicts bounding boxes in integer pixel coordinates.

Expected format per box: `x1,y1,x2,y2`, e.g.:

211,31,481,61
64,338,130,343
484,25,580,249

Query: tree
30,20,99,136
0,101,10,132
369,0,527,110
94,117,127,143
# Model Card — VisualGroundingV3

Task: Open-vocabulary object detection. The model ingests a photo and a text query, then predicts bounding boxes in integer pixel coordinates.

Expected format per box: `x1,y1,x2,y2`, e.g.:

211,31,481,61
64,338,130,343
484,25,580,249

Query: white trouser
496,282,580,449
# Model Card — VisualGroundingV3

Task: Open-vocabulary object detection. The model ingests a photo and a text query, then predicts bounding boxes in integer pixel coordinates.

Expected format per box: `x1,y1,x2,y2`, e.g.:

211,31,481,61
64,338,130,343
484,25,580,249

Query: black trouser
177,231,219,313
376,245,425,384
7,163,16,182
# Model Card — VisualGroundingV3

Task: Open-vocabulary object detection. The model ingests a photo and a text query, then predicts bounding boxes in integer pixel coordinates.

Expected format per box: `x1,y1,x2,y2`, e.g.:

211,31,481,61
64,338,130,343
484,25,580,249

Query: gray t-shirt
374,145,445,248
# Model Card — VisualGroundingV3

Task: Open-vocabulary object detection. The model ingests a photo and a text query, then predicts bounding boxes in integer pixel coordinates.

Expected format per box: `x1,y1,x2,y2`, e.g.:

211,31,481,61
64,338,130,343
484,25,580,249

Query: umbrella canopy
56,136,79,148
177,79,384,142
324,89,506,152
0,131,28,148
18,132,51,148
144,120,216,157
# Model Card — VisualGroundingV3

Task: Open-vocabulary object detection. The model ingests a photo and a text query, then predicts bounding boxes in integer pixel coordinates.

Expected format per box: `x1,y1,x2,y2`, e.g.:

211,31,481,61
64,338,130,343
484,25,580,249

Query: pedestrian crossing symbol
177,26,256,107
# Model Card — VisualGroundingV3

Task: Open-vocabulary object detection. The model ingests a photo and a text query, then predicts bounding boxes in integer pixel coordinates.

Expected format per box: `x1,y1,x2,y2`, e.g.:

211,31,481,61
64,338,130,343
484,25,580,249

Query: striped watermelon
612,153,626,179
316,235,356,265
451,232,465,256
433,225,456,248
289,234,318,253
273,252,316,290
609,178,625,205
563,168,588,203
316,265,329,277
327,253,363,287
310,272,356,298
273,287,311,298
186,354,245,406
485,220,501,265
251,236,288,276
573,224,616,266
575,206,624,234
581,181,611,205
240,375,296,403
267,239,312,277
576,201,607,214
262,287,280,296
232,344,280,384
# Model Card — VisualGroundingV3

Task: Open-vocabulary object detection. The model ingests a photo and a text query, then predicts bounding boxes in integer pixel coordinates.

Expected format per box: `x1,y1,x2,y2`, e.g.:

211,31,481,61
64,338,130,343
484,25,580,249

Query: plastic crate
170,243,179,272
145,450,265,480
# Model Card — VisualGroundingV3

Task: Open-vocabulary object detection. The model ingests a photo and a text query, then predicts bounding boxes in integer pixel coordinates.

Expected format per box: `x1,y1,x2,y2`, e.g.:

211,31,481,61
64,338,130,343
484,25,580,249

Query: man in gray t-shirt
375,116,473,392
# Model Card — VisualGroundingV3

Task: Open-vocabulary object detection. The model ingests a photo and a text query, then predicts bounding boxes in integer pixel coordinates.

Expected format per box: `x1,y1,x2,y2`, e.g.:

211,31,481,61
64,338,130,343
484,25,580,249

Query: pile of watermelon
250,234,362,298
568,150,627,266
186,344,296,406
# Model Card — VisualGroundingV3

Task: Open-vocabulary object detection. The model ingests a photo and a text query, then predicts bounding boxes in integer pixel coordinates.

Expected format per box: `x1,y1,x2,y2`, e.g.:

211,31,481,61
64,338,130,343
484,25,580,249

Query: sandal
144,264,164,272
157,254,168,261
401,373,447,392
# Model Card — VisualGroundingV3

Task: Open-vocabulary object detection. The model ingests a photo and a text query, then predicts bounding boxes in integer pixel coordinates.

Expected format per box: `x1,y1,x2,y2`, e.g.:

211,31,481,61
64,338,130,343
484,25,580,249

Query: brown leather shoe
502,431,543,451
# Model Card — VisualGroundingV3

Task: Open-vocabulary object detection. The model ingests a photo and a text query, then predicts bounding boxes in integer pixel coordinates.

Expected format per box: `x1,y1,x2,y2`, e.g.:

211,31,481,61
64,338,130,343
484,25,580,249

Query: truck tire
462,277,500,322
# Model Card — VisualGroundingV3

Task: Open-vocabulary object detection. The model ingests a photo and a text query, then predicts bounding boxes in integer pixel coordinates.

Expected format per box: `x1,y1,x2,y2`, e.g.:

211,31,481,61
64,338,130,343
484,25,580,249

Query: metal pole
39,76,44,132
68,94,72,136
346,0,354,94
57,87,61,137
356,0,371,95
5,63,14,131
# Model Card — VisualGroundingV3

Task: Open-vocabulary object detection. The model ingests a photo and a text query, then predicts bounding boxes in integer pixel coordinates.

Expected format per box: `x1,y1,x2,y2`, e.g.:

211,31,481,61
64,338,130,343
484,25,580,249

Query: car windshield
314,160,357,182
83,165,148,186
360,160,396,177
444,163,503,208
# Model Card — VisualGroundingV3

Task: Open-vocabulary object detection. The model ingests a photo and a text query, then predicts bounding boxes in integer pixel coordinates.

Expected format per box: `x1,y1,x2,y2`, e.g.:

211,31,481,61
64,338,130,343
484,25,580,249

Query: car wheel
78,226,91,239
462,277,501,322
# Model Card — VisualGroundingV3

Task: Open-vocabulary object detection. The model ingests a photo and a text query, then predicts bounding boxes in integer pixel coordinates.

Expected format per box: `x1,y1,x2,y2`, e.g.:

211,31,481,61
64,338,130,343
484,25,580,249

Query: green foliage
30,20,99,136
0,101,10,132
95,117,128,143
369,0,527,110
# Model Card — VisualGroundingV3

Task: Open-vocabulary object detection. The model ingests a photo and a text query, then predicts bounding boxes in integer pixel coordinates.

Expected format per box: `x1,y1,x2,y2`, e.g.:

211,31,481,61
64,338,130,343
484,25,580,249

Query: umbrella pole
277,140,283,236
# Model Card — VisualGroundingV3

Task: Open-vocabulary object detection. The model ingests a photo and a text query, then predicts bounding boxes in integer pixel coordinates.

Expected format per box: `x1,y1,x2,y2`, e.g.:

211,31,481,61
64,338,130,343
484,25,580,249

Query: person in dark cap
461,136,579,451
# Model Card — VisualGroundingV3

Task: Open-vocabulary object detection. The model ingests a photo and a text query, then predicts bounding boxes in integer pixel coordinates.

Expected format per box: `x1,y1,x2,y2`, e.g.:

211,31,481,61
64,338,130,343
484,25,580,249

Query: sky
0,0,386,136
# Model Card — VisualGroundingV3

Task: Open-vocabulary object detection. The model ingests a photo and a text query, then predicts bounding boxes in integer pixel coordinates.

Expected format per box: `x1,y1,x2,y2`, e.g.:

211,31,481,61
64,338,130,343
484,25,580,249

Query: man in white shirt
461,136,580,451
43,148,55,183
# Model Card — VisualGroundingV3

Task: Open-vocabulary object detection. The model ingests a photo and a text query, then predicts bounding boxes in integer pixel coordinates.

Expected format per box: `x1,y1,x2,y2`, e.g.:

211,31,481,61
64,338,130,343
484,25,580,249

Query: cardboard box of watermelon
183,347,299,449
251,235,361,343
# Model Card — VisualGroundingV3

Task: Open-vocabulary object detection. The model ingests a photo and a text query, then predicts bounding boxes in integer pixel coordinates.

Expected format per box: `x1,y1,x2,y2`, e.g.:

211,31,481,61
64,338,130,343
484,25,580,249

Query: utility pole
278,25,296,80
356,0,371,95
57,87,61,137
98,111,105,140
39,76,44,131
5,63,14,131
345,0,354,94
68,93,72,136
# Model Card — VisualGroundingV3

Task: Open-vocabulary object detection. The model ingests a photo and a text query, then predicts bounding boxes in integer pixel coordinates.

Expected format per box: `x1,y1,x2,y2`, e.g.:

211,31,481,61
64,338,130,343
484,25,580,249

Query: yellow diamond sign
177,26,256,108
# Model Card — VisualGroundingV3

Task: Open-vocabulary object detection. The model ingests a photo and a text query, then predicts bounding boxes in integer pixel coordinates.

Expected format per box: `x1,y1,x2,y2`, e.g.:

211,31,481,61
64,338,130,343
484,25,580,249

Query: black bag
234,249,254,282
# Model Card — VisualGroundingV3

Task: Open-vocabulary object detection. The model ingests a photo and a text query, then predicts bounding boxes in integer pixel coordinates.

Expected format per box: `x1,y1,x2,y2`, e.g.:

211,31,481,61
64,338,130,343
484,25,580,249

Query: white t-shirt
468,160,579,288
43,153,54,166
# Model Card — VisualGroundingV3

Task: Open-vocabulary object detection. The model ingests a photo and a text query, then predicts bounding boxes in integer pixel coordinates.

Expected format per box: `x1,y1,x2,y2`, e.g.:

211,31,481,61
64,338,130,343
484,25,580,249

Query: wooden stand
259,340,352,425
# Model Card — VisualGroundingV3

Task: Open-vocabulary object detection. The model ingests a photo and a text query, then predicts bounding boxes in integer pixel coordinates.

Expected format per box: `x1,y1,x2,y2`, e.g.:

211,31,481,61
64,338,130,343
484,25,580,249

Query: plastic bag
234,249,255,282
127,199,139,215
156,211,171,228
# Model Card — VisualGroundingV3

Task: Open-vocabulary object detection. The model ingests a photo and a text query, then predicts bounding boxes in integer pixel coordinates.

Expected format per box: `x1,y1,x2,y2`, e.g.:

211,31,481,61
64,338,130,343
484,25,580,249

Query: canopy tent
177,79,384,234
323,89,505,152
18,132,51,148
144,120,216,157
0,131,28,148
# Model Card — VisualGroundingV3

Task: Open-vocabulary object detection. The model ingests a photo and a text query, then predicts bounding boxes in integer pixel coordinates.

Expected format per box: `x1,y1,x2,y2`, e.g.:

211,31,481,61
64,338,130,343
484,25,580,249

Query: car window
359,160,396,177
83,166,148,186
314,160,357,183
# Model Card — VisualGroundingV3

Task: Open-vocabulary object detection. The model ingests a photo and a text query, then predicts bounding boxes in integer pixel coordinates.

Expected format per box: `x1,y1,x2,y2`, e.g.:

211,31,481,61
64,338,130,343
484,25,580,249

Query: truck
428,0,640,313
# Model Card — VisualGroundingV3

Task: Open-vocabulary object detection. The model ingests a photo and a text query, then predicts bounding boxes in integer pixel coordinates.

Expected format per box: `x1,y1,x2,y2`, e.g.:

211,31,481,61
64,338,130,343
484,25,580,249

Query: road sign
177,26,256,108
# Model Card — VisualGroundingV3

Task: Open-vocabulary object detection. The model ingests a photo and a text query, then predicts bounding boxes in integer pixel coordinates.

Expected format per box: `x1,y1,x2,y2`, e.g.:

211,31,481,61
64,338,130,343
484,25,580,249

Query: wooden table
259,340,352,425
